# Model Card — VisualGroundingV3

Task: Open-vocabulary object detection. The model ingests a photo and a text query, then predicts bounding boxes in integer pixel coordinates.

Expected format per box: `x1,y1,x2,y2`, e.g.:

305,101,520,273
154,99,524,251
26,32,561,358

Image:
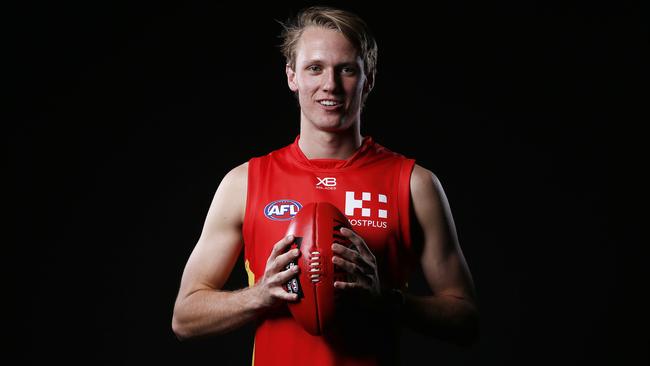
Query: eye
307,65,322,72
341,66,358,75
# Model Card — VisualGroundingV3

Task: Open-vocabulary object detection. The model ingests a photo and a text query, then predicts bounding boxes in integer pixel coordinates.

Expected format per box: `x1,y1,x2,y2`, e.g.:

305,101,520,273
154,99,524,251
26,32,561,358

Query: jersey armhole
243,157,261,276
397,158,416,269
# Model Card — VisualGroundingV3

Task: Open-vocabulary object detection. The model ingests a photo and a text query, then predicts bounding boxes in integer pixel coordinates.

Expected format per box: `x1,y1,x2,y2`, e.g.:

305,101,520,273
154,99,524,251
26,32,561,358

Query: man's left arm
402,163,479,346
331,163,479,345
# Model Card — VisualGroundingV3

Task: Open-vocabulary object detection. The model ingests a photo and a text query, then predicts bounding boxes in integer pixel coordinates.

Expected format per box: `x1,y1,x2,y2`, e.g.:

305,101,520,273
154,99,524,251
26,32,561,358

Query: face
286,26,372,132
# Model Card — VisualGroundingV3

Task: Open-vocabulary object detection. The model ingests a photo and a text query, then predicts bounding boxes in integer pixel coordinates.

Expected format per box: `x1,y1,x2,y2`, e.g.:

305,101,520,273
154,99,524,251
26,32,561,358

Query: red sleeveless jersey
243,135,416,366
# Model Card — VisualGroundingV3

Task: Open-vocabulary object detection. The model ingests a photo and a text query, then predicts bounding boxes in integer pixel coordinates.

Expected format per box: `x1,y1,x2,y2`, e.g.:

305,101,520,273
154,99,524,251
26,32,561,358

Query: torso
243,135,415,366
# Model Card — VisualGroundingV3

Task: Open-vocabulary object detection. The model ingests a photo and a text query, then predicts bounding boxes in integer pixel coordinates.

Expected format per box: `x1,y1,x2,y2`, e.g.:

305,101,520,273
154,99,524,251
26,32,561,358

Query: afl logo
264,199,302,221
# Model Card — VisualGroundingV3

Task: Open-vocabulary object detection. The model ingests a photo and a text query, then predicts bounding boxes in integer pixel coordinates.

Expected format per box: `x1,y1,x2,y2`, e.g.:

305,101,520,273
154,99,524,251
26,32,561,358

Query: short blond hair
279,6,378,80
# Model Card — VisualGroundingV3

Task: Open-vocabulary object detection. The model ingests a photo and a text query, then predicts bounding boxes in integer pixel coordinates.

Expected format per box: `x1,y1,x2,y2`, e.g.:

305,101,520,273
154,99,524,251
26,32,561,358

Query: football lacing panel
309,251,321,283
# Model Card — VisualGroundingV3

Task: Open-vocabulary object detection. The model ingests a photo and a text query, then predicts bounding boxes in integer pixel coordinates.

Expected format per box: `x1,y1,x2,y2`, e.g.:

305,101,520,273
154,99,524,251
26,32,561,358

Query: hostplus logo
344,191,388,229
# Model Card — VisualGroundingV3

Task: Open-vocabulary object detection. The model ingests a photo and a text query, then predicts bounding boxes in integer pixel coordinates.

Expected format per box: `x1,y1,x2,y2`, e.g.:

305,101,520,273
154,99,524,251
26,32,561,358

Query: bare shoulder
410,164,444,204
221,162,249,189
408,163,456,256
210,162,249,223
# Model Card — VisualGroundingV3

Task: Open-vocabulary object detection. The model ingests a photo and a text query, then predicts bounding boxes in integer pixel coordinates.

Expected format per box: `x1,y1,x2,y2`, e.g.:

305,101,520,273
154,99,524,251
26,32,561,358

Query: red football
284,202,353,335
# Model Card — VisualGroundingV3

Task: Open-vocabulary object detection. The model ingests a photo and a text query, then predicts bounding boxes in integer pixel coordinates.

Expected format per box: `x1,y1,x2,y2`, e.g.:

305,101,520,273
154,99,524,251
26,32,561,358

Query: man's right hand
253,234,301,309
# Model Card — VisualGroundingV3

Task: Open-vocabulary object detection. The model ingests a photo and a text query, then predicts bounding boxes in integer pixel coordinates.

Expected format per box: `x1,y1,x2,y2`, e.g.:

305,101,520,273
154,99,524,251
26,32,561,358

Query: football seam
312,202,321,334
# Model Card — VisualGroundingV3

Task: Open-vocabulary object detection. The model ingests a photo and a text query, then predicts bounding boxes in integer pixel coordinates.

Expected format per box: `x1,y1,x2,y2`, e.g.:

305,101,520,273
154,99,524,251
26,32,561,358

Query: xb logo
316,177,337,190
317,177,337,187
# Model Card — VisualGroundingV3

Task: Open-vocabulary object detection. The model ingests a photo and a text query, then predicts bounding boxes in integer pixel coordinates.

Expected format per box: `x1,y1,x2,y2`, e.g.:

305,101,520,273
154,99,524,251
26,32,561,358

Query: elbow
171,314,190,341
172,316,188,341
171,305,196,341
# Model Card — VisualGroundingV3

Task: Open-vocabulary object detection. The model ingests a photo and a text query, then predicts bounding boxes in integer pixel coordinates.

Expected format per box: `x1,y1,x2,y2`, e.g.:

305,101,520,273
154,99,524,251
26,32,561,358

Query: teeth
319,100,339,106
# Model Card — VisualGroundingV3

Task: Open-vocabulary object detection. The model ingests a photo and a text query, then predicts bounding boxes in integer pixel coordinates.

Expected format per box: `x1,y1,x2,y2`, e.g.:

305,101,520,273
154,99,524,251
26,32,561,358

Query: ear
286,64,298,92
363,72,375,94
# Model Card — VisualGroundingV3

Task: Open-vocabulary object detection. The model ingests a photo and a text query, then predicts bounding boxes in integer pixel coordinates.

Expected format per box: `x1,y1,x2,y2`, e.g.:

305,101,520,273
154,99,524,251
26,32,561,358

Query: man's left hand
331,227,381,297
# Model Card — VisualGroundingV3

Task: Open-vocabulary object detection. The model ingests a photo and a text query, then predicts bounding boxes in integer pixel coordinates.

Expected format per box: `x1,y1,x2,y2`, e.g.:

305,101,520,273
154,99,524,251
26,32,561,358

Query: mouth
316,99,344,110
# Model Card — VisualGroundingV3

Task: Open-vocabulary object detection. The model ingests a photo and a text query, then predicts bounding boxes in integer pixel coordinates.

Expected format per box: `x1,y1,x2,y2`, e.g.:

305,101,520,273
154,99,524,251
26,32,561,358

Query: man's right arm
171,163,300,340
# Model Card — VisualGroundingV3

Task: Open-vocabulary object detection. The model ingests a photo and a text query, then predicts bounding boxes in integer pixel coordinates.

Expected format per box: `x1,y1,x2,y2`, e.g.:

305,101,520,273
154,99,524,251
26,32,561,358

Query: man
172,6,478,365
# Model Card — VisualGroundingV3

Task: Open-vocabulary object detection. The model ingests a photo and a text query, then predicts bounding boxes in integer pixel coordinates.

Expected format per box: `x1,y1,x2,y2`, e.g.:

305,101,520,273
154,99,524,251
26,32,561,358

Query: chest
245,162,405,275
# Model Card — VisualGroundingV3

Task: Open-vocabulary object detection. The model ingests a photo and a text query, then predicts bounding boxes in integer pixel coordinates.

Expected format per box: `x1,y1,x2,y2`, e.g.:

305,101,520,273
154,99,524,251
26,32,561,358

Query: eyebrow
302,59,360,67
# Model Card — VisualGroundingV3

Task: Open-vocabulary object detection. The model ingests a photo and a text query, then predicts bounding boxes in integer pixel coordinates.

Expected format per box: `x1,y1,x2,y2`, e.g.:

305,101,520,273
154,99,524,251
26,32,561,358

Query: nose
321,69,341,93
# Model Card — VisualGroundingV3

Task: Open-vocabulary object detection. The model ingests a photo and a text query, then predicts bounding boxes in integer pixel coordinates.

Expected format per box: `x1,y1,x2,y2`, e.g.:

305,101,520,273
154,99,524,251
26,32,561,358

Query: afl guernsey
243,135,416,366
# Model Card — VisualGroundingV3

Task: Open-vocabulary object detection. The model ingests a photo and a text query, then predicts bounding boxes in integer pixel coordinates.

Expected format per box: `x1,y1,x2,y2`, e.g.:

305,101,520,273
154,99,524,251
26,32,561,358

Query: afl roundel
264,199,303,221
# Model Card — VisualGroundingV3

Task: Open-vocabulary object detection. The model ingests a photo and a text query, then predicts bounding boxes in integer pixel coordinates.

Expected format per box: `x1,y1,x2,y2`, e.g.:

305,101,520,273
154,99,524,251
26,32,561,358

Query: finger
332,243,375,274
332,255,366,277
275,247,301,269
331,243,360,262
272,287,299,302
273,261,300,285
339,227,372,257
268,235,295,260
335,268,375,288
265,248,299,275
334,280,361,291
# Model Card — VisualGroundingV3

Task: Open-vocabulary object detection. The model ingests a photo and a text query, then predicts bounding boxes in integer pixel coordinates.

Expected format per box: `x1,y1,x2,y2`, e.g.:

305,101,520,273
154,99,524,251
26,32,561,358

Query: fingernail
287,234,294,241
293,249,300,256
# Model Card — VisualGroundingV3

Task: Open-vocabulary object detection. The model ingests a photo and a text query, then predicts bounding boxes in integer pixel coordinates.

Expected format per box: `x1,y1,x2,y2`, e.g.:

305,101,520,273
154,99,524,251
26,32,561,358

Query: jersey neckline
288,134,375,170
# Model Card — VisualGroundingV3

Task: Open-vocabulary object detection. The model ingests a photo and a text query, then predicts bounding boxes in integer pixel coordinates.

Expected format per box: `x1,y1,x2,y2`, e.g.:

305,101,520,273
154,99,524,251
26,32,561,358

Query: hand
255,235,301,309
331,227,380,298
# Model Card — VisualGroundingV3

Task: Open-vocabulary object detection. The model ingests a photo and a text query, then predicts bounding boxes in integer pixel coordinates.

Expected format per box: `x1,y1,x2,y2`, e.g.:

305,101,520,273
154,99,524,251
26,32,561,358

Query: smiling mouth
317,99,343,107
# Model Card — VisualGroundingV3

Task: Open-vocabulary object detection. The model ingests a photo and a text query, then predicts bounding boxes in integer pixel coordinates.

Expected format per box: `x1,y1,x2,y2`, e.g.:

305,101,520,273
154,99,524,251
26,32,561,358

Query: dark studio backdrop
9,1,645,365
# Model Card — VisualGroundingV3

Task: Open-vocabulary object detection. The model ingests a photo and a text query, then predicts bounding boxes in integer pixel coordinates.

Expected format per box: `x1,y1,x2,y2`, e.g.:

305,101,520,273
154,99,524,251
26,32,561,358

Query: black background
8,1,646,365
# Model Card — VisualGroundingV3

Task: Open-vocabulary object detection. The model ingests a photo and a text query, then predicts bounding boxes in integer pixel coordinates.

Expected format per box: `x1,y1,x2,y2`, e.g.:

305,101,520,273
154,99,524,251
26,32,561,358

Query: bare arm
328,164,478,345
171,163,299,340
401,164,479,346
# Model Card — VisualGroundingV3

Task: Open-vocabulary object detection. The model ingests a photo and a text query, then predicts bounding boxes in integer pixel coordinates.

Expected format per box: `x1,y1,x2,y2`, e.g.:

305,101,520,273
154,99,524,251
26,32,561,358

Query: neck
298,124,363,160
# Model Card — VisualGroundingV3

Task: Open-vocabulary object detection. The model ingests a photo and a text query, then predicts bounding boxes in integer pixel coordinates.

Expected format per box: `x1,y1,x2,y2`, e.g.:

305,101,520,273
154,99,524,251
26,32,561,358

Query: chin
308,113,355,131
313,120,352,132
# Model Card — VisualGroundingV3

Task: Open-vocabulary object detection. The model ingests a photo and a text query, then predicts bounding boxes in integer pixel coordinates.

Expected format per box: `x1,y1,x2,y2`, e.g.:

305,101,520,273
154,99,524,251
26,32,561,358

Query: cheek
297,74,319,91
346,80,365,98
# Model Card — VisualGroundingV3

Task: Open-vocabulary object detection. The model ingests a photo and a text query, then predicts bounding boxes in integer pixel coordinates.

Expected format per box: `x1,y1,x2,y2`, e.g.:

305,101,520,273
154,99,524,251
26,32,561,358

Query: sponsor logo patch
264,199,302,221
316,177,337,190
345,191,389,229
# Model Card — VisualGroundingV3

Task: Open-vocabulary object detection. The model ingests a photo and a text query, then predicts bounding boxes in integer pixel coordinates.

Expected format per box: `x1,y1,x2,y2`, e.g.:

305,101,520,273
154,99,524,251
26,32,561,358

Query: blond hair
279,6,378,81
